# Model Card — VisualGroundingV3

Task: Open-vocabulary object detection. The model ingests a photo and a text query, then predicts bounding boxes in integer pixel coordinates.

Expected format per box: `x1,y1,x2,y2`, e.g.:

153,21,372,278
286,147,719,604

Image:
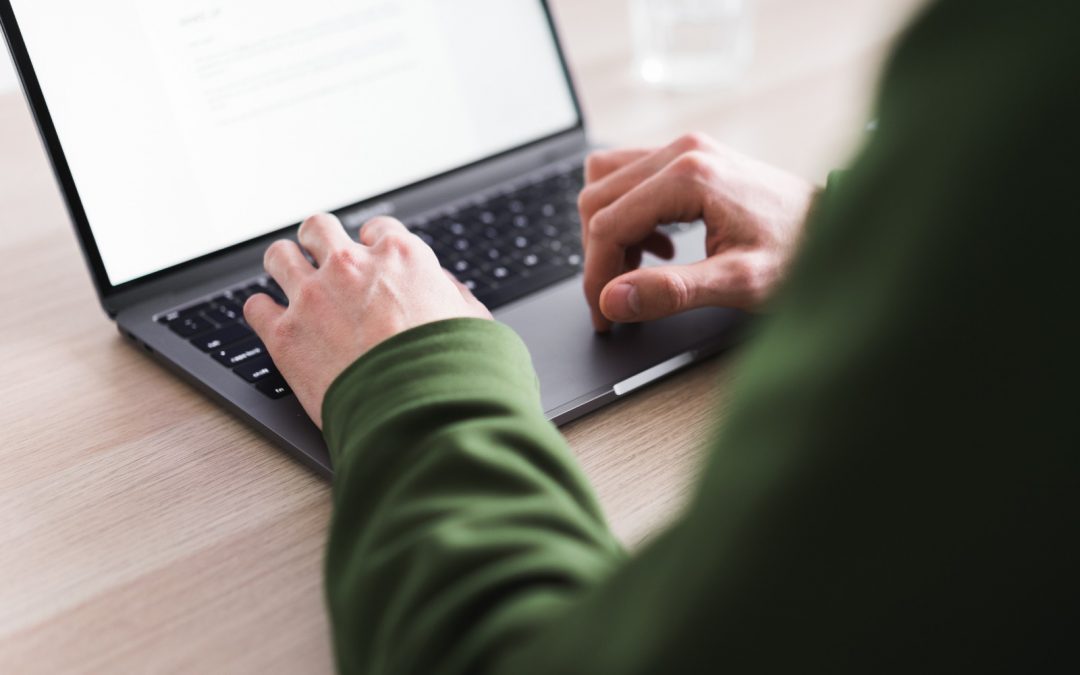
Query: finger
599,254,761,323
584,147,653,184
263,239,313,298
584,157,711,331
359,216,409,247
243,293,285,341
580,133,716,250
297,213,353,267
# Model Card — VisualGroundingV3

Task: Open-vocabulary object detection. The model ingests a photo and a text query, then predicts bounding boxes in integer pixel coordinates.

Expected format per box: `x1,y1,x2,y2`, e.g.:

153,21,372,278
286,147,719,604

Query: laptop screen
8,0,580,286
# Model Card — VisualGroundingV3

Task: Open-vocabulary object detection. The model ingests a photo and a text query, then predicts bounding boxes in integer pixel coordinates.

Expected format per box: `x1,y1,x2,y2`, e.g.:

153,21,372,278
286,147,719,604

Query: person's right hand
579,132,819,332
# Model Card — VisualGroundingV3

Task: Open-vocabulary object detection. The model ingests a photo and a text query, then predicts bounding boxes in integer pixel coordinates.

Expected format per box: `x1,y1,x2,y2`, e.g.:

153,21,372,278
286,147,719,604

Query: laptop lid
0,0,584,307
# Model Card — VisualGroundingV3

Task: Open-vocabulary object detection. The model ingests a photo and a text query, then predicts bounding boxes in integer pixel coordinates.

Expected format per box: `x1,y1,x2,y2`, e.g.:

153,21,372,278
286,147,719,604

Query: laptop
1,0,744,477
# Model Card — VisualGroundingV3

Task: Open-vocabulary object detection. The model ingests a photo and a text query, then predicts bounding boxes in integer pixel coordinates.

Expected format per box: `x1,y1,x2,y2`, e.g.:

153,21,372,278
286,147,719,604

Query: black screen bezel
0,0,586,299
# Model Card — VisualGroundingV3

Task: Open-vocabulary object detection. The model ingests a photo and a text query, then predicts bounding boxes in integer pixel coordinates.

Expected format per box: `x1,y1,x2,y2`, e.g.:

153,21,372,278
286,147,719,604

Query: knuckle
380,232,414,256
577,185,599,217
584,152,601,174
366,216,402,234
727,258,767,304
589,206,615,239
675,131,715,153
672,151,717,183
658,272,692,311
584,152,610,181
368,215,401,227
325,248,358,272
294,278,324,306
272,318,300,346
299,213,334,242
298,214,320,236
727,257,754,287
264,240,290,265
242,294,263,319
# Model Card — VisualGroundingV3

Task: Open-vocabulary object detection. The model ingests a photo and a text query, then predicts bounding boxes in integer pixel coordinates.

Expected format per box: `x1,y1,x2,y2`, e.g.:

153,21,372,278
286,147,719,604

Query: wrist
321,318,541,471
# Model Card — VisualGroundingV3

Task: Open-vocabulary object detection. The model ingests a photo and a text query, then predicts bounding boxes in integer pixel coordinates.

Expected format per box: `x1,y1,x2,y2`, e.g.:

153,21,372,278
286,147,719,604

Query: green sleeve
321,319,625,675
323,1,1077,672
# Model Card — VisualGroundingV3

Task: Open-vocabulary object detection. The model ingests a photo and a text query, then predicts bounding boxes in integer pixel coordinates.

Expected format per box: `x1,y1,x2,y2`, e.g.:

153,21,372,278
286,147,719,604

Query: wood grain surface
0,0,924,671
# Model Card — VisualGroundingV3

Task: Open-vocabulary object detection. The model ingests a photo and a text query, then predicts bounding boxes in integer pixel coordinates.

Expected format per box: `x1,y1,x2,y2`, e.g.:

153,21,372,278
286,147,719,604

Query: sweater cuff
321,318,541,468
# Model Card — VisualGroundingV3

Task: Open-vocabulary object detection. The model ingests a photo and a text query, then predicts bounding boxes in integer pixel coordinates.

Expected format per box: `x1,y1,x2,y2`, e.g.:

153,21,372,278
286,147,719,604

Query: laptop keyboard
157,279,293,399
409,164,585,308
155,163,586,400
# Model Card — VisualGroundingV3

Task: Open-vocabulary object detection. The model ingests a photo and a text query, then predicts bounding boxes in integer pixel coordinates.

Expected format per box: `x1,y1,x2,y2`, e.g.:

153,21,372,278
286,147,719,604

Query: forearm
322,319,624,675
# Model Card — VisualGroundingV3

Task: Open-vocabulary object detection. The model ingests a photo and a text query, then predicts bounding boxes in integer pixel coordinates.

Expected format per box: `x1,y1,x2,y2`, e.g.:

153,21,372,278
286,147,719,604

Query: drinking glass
630,0,755,90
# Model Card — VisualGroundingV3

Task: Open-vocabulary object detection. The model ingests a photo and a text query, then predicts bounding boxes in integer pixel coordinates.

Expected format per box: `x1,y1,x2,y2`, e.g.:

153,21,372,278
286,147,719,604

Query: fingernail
609,283,641,319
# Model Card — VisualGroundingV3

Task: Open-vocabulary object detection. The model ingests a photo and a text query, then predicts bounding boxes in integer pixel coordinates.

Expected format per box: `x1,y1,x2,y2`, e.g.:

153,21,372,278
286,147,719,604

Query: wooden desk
0,0,923,671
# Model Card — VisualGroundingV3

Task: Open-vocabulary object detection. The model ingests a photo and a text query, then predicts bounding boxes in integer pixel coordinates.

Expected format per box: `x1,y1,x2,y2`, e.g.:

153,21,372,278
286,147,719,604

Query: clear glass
631,0,755,90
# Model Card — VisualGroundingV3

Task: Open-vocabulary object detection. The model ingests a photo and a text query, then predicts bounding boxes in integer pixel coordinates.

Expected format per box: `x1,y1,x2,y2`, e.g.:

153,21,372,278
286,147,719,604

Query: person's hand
244,214,492,428
579,132,819,332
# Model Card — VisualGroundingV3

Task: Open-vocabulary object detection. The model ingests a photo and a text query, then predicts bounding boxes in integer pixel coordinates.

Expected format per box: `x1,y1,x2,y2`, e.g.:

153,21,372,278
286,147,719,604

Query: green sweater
321,1,1077,672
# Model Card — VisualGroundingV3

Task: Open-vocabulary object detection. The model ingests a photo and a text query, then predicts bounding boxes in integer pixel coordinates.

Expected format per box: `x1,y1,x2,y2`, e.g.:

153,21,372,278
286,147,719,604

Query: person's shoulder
881,0,1079,101
868,0,1080,161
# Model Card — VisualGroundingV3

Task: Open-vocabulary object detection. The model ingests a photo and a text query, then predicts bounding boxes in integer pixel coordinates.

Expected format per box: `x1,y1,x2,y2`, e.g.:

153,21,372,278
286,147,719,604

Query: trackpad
494,229,746,418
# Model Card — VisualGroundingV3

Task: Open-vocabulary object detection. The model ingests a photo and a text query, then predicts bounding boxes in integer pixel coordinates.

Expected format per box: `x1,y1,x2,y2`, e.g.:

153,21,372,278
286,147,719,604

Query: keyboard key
265,288,288,307
226,287,252,304
474,264,579,309
207,302,242,324
192,324,252,352
211,337,266,367
160,300,211,320
345,163,587,311
166,314,215,338
256,377,292,400
248,282,286,306
215,297,244,313
234,356,277,383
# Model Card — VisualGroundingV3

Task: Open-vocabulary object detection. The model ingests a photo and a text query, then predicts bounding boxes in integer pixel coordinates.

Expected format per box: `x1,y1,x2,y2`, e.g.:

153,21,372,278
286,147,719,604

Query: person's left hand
244,213,492,428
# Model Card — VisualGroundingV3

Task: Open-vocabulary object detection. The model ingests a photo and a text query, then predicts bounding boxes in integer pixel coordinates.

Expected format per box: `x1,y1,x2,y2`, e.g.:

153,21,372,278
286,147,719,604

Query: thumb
599,254,760,322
